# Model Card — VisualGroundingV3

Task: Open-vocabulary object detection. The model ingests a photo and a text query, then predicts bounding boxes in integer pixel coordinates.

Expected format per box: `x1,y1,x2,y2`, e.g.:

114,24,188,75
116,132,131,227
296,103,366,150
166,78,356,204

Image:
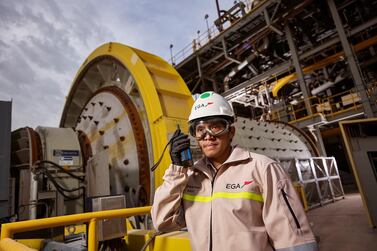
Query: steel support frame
278,156,344,209
300,157,344,208
327,0,374,117
309,158,324,205
194,55,203,92
314,125,327,157
284,24,312,116
222,16,377,101
263,9,283,35
176,0,279,67
294,158,322,208
322,158,335,201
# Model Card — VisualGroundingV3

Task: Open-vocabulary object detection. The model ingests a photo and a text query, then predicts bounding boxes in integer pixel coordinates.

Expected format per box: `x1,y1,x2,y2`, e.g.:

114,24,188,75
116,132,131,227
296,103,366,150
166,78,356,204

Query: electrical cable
32,160,86,200
139,231,162,251
43,170,85,193
151,128,180,172
18,202,49,217
47,180,84,200
34,166,85,200
34,160,85,182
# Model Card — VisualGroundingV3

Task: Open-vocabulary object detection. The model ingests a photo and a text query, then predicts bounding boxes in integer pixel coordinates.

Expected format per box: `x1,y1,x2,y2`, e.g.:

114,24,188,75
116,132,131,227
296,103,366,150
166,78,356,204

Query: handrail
1,206,152,251
170,16,221,65
282,88,363,123
170,0,263,65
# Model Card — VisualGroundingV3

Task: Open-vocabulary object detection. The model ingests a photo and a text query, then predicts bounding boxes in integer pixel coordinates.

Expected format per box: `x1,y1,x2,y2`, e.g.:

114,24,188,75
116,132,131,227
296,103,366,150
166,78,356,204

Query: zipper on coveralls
209,169,218,251
281,189,301,229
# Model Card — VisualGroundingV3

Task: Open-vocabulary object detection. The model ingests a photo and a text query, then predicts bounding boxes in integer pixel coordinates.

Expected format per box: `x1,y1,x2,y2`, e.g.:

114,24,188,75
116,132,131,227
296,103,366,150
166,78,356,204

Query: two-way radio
151,124,193,171
177,124,193,167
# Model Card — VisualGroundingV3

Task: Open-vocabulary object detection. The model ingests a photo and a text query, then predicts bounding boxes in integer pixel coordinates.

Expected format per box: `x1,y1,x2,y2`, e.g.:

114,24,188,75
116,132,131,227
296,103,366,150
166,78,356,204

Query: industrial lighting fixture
169,44,174,65
205,14,211,39
197,30,201,47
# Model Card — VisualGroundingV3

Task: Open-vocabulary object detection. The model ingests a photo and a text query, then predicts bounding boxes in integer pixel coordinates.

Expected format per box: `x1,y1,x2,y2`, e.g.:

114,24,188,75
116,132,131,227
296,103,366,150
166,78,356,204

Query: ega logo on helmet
194,102,213,110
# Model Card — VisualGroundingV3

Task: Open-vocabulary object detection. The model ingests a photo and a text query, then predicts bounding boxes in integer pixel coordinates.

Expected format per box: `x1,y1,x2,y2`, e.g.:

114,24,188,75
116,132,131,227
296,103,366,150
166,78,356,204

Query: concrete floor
307,193,377,251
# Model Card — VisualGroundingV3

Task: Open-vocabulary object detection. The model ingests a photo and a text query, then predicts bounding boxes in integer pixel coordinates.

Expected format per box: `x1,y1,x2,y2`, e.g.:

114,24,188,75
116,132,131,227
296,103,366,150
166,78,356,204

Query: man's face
198,127,234,160
191,117,235,162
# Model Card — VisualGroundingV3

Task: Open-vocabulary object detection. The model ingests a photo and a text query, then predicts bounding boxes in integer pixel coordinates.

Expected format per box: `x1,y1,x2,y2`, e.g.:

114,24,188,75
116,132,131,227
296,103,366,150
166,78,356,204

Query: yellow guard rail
0,206,152,251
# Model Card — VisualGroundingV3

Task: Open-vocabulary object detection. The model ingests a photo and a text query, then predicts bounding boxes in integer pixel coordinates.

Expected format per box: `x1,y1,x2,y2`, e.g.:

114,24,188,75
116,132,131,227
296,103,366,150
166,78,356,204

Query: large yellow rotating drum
60,42,193,204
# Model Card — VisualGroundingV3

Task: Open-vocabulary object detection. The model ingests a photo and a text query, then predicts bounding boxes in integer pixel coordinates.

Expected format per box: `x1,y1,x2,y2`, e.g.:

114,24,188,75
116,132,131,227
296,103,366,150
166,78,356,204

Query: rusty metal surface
75,86,150,204
77,130,93,172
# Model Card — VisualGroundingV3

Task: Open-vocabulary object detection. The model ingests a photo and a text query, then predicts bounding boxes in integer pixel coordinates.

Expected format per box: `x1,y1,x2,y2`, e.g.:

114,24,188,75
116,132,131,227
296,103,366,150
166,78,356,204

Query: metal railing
278,88,363,123
171,25,221,65
170,0,260,65
0,206,151,251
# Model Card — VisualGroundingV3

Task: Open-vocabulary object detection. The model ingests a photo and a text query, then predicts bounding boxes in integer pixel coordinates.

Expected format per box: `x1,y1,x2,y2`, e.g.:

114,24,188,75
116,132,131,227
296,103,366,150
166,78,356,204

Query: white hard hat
188,91,234,122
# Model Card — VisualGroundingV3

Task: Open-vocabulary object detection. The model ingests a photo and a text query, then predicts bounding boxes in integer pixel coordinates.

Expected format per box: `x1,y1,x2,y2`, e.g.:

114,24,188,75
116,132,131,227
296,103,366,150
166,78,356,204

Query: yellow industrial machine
1,43,195,251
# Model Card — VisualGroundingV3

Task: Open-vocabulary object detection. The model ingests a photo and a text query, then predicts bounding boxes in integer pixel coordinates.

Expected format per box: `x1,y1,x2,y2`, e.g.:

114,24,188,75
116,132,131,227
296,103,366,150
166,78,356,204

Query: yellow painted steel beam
14,239,44,250
1,206,151,240
339,118,377,228
88,219,98,251
125,229,155,251
272,34,377,97
0,206,194,251
0,238,37,251
153,231,192,251
124,229,193,251
60,42,194,192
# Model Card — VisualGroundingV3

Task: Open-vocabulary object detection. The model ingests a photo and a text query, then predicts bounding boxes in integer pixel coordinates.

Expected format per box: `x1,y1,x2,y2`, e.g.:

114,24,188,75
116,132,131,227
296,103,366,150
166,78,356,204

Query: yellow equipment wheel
60,42,193,203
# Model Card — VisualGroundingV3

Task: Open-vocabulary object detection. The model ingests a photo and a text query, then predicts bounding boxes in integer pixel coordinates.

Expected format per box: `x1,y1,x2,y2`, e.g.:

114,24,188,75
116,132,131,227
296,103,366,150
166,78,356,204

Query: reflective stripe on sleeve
183,191,263,203
275,242,318,251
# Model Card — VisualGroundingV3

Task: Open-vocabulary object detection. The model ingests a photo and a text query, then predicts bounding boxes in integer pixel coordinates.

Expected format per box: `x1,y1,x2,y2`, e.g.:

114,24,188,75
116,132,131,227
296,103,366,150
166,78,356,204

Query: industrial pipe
311,74,344,95
272,34,377,97
29,173,38,220
224,37,269,84
311,81,335,95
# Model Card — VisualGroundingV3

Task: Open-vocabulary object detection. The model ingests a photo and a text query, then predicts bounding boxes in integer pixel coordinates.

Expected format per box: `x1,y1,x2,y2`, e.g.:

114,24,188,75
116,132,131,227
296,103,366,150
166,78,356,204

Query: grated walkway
307,193,377,251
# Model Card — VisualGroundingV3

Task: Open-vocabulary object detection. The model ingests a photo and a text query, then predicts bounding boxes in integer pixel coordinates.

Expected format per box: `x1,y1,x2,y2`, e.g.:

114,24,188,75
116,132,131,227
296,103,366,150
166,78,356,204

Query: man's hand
170,129,190,166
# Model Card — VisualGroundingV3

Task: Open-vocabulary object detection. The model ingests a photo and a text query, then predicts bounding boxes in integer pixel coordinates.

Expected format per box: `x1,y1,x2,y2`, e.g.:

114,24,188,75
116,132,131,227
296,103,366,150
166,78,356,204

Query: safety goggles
189,117,231,140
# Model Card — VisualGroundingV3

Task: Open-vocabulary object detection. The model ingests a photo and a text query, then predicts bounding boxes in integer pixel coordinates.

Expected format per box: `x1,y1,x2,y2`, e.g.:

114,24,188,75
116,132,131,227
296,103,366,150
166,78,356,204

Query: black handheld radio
151,125,193,172
177,124,193,167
